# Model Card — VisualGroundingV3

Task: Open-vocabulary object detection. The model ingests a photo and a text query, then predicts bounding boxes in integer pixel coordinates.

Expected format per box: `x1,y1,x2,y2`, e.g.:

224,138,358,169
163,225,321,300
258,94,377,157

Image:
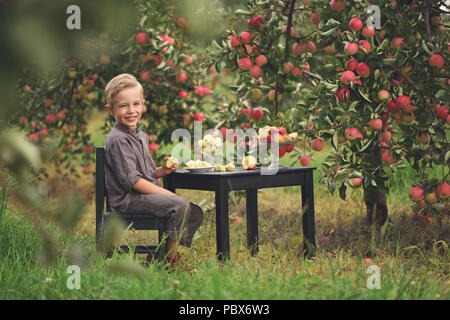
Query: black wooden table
163,166,316,260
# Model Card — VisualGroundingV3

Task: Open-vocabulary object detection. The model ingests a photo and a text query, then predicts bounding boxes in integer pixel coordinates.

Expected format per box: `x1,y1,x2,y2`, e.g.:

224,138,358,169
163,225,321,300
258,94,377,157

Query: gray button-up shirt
104,123,160,213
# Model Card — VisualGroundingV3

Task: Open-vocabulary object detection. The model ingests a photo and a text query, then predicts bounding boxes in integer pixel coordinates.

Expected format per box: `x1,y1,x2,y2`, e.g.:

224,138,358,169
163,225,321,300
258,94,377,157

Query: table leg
246,189,258,256
162,176,175,193
216,182,230,261
301,170,316,259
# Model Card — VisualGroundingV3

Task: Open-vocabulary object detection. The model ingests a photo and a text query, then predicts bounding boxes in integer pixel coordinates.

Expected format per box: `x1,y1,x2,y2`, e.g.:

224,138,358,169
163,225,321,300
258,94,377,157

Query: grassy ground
1,174,449,299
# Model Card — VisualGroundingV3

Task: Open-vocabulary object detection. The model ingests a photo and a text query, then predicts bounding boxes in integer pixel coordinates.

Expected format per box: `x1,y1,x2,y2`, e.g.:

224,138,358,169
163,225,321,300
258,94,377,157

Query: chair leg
157,218,168,261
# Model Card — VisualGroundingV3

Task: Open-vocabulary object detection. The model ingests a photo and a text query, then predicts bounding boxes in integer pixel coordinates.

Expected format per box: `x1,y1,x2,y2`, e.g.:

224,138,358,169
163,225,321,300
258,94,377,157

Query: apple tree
14,0,222,183
206,0,449,226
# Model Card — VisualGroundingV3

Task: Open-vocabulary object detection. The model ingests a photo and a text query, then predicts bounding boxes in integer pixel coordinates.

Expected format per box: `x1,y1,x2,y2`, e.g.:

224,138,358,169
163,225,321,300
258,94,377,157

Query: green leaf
235,9,251,16
435,127,445,140
325,19,341,27
358,87,372,103
359,137,374,152
332,131,339,150
339,183,347,201
327,181,337,195
378,39,389,51
349,171,363,179
421,40,432,55
434,89,446,99
139,15,147,27
212,40,222,51
321,26,339,37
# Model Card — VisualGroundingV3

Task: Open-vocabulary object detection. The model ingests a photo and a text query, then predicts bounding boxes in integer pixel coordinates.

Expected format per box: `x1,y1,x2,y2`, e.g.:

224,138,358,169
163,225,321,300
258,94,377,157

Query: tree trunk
363,142,388,227
364,186,388,227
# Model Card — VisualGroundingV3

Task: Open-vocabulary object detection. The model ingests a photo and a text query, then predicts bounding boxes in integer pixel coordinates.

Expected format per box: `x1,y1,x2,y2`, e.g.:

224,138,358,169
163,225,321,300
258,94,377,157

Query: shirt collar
114,123,140,135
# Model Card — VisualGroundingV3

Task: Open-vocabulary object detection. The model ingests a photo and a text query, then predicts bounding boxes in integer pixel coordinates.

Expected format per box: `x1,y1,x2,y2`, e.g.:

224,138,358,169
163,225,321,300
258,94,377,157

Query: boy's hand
162,156,178,175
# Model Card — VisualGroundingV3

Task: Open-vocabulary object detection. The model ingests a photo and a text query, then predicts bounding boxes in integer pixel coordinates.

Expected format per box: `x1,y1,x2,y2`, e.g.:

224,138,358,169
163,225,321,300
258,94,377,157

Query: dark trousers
126,193,204,248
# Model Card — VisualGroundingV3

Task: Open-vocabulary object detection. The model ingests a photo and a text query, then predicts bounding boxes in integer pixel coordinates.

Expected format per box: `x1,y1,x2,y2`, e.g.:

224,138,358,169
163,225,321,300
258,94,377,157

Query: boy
103,73,203,268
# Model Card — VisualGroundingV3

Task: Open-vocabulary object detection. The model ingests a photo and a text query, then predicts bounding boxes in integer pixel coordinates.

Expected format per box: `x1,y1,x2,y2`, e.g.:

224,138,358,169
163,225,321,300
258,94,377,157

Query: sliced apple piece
242,155,257,170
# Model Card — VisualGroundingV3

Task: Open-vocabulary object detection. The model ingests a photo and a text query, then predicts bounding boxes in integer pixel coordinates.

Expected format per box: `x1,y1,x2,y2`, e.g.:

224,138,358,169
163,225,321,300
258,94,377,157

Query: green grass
1,180,448,299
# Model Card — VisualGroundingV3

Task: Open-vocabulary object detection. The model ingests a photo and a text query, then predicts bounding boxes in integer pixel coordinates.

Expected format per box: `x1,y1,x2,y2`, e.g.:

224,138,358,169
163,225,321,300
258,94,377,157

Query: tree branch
303,70,323,82
275,0,296,115
423,0,432,42
391,65,419,91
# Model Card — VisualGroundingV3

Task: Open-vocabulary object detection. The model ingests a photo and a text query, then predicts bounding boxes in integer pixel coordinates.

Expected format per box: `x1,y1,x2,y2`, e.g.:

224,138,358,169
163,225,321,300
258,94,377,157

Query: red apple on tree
304,41,316,52
391,37,405,49
251,108,264,121
345,127,362,140
250,65,262,77
292,43,304,55
356,62,370,77
184,56,194,64
292,66,302,77
29,133,39,142
381,131,392,142
238,58,253,70
136,32,147,44
240,31,252,44
368,118,383,130
348,17,363,31
193,112,205,122
436,105,448,120
255,55,267,66
362,26,375,38
336,87,350,102
429,54,444,69
268,89,281,102
283,62,294,74
39,127,48,137
350,178,363,188
300,155,311,167
382,151,398,165
387,100,400,113
331,0,346,11
436,181,449,199
408,186,424,202
311,13,322,25
396,95,411,109
424,192,438,204
242,108,252,118
378,90,390,101
344,42,358,55
56,111,66,120
341,71,356,84
346,59,357,71
357,40,370,54
46,114,57,124
311,138,324,151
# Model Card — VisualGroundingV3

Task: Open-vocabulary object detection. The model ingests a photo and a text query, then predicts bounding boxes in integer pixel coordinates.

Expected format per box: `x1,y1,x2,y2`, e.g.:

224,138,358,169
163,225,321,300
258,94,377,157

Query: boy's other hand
162,156,178,175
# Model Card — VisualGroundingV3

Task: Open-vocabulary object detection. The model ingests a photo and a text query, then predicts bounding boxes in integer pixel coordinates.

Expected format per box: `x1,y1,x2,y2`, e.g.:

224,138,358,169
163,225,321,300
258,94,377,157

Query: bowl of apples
257,126,299,147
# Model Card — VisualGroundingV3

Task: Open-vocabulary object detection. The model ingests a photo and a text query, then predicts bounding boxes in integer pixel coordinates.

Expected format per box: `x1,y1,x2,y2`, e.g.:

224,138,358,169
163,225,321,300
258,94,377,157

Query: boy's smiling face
106,85,144,130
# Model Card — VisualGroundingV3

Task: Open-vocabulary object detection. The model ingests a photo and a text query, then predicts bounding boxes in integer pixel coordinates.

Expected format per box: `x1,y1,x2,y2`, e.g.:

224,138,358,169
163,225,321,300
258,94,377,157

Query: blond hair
104,73,144,107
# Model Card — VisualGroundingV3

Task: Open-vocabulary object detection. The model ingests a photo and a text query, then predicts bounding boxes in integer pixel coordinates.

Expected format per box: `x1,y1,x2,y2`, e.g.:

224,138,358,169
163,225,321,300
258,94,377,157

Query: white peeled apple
214,164,226,172
165,156,178,169
225,163,235,171
288,132,298,140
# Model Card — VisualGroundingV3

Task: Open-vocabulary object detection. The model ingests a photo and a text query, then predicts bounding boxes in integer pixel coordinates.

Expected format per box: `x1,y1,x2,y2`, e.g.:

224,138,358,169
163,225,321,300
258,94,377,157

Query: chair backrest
95,147,111,242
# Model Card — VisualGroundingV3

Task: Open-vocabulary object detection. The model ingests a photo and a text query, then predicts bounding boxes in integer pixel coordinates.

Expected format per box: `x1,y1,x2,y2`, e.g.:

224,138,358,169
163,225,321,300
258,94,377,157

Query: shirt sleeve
107,137,143,192
142,135,158,171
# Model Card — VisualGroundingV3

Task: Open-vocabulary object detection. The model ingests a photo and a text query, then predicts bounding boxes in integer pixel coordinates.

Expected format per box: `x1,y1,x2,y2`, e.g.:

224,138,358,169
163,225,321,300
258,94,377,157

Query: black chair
95,147,167,259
